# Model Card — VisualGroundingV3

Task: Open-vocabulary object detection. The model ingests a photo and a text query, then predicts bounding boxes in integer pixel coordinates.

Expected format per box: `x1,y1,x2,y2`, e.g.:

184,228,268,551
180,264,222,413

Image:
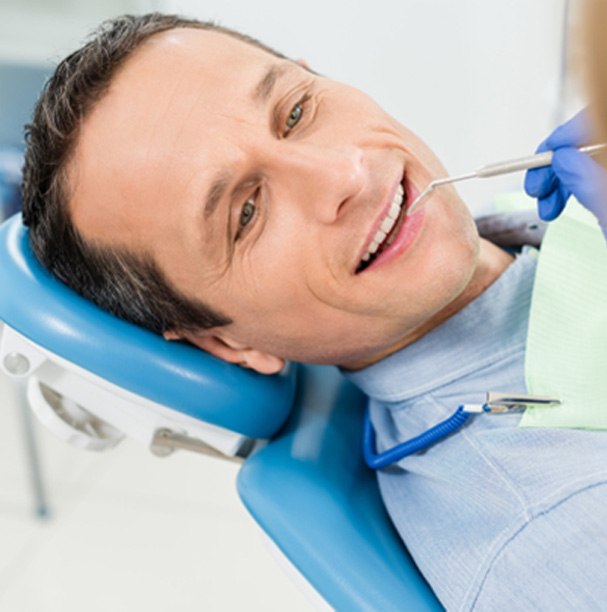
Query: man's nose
269,143,366,223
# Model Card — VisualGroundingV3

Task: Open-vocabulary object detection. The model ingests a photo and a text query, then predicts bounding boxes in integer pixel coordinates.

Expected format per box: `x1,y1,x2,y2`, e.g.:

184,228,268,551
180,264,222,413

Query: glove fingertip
524,168,550,197
538,190,567,221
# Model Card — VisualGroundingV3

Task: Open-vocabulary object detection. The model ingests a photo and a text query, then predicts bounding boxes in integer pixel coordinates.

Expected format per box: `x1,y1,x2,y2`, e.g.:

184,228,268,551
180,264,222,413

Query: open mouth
355,179,408,274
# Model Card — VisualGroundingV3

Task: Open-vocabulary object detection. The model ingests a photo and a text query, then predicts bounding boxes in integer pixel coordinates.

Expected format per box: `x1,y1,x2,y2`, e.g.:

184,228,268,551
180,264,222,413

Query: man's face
70,28,479,368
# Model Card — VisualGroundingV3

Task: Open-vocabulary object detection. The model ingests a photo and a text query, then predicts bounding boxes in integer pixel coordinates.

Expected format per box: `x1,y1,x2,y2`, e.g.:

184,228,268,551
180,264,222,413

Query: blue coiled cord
363,405,472,470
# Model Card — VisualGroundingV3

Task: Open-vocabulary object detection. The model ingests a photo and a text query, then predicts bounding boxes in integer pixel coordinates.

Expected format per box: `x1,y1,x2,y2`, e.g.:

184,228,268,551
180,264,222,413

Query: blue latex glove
524,111,607,235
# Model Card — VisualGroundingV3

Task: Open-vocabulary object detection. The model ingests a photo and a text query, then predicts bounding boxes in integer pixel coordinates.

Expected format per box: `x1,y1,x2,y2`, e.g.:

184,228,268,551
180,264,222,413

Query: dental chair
0,214,442,610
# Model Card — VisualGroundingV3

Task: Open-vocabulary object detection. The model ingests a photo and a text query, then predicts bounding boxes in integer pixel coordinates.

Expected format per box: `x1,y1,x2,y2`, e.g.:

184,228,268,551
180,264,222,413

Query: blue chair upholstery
238,365,442,610
0,214,442,610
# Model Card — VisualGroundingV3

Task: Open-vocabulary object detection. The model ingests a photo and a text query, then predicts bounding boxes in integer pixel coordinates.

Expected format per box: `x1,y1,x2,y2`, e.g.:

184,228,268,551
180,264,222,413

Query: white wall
161,0,576,214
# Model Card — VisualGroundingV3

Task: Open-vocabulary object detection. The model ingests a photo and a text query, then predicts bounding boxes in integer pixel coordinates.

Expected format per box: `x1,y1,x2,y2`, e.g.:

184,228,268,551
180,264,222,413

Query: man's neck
344,238,514,370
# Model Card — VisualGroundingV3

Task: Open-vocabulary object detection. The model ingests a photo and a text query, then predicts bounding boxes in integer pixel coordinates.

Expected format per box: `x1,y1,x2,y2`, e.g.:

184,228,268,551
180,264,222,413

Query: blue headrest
0,215,296,438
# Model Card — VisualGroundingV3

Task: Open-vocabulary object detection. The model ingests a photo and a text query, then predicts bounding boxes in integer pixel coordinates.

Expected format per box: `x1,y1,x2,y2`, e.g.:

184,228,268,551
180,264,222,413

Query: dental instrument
408,143,607,215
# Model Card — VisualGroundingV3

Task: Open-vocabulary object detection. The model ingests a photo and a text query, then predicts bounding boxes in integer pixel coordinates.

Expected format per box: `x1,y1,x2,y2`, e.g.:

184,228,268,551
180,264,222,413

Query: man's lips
354,172,412,274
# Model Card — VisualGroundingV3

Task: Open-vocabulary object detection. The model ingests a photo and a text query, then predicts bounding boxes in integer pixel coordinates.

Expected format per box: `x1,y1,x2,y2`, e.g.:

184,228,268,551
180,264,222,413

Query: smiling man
24,14,510,372
22,13,607,610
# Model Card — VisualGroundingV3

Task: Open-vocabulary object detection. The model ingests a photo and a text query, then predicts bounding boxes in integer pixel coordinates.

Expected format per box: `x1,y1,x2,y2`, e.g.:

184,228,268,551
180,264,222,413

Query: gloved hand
524,111,607,235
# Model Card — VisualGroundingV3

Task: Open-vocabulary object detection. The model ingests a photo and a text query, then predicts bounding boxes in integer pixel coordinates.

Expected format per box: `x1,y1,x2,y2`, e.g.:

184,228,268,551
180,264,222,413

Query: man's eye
235,196,257,241
283,95,309,136
286,102,303,130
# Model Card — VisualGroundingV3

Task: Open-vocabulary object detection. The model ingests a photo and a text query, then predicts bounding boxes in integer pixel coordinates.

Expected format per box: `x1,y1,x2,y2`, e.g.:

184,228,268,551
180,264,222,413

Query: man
22,14,607,610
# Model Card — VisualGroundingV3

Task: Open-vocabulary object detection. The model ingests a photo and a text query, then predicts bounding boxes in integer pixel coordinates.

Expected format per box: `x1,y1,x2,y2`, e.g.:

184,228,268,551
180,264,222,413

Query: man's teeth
361,184,405,262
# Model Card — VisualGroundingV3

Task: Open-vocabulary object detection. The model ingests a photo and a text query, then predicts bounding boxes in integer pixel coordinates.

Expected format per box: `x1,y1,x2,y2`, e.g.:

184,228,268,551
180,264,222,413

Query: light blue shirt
344,251,607,611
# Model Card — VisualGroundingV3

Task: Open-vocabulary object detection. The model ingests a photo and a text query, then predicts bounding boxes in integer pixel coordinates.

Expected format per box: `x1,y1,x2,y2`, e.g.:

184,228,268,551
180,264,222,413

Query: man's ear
163,329,285,376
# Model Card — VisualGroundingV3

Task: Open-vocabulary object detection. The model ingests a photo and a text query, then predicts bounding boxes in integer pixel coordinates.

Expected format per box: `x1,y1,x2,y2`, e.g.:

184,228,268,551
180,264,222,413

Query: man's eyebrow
252,63,293,103
203,171,231,220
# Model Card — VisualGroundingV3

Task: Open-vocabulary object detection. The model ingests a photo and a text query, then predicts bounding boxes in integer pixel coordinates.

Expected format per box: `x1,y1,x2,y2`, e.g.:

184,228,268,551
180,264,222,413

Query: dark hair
22,13,285,335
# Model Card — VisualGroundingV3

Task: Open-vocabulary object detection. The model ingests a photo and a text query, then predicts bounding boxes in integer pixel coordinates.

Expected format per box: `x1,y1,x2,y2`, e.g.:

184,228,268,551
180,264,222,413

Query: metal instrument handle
476,143,607,178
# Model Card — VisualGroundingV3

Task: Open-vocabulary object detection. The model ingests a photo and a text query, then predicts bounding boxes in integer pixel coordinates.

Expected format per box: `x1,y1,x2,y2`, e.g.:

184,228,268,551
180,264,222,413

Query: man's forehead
99,27,291,127
129,27,276,79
